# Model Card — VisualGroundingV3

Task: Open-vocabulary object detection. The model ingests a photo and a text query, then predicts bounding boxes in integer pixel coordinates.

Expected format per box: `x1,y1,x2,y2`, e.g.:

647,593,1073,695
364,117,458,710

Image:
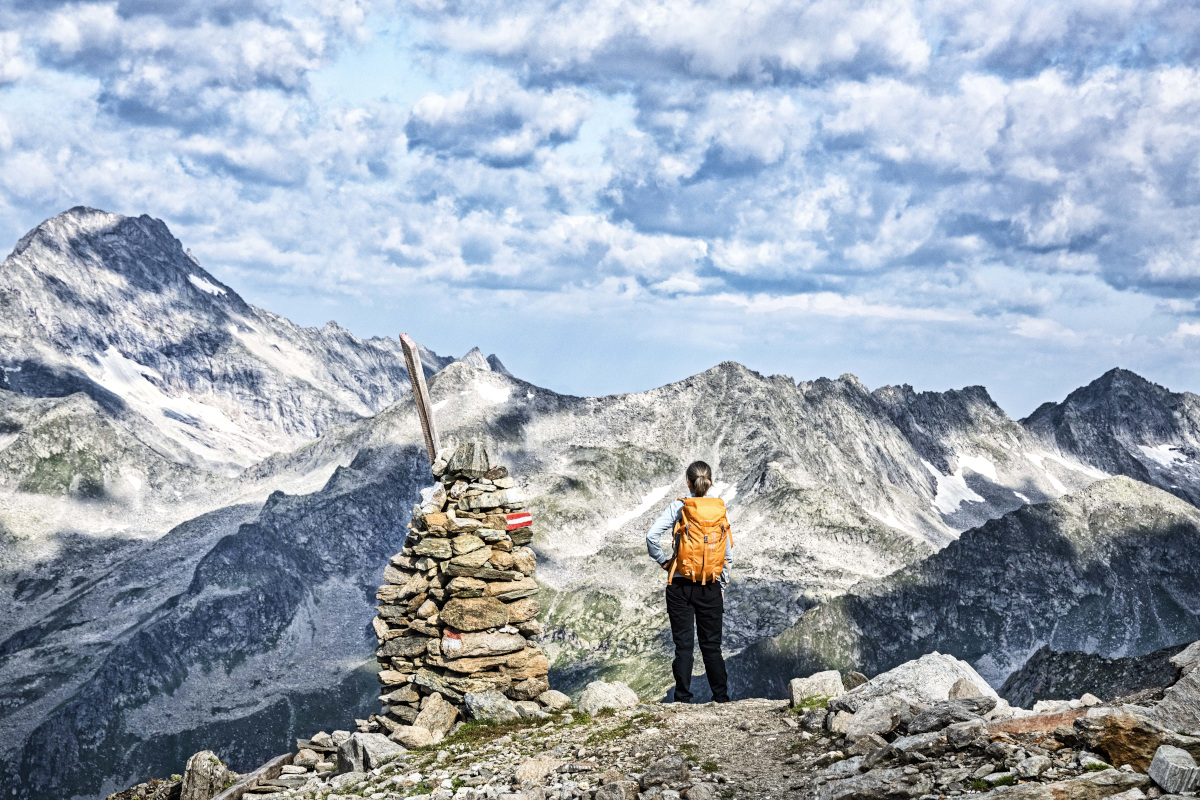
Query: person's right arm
646,500,683,566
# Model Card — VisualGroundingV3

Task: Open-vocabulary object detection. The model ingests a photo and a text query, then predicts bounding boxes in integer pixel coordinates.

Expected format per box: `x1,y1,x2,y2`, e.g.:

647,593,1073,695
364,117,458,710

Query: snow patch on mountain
1024,453,1069,494
187,274,225,296
1139,444,1187,468
474,380,512,405
923,459,986,514
957,454,998,481
91,347,262,466
607,483,673,531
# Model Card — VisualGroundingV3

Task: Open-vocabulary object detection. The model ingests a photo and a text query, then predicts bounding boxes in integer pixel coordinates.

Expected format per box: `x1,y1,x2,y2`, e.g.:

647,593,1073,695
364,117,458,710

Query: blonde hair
686,460,713,496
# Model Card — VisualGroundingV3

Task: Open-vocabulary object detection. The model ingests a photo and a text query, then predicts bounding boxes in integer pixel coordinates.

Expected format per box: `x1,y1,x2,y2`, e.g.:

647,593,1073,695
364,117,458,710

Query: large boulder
180,751,235,800
1149,641,1200,735
336,733,405,774
1148,745,1200,793
414,692,459,741
538,690,572,711
389,726,434,748
578,680,639,716
1073,711,1200,771
908,697,996,733
465,690,519,722
811,765,933,800
844,698,904,742
789,671,845,707
841,652,997,708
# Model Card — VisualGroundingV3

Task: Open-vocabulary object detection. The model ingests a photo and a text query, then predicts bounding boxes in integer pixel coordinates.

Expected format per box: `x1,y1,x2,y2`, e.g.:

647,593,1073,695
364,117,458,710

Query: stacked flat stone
370,441,551,746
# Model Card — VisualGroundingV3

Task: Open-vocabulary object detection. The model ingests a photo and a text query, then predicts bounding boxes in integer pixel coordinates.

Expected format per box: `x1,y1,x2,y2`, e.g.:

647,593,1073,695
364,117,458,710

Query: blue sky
1,0,1199,415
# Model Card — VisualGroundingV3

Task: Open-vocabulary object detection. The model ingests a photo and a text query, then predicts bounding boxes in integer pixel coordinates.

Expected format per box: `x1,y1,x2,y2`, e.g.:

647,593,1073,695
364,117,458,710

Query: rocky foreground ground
114,642,1200,800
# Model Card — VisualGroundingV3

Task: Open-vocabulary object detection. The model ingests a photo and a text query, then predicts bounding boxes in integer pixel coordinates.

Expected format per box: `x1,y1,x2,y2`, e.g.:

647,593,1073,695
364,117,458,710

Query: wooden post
400,333,440,465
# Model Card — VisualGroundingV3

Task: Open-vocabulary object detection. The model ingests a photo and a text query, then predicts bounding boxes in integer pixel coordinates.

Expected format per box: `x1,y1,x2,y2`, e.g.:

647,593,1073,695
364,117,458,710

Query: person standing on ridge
646,460,732,703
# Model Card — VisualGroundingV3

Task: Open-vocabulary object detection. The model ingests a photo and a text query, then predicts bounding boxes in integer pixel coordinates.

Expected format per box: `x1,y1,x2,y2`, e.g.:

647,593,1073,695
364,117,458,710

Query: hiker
645,460,732,703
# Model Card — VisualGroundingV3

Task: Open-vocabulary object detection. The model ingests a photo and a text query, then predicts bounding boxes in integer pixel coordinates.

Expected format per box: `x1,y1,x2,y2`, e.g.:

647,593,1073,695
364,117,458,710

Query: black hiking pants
666,577,729,702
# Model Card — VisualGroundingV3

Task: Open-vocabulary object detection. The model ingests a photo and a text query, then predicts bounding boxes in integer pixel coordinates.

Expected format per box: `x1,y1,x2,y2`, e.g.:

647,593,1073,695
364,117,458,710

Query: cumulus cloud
405,72,590,167
1,0,1199,408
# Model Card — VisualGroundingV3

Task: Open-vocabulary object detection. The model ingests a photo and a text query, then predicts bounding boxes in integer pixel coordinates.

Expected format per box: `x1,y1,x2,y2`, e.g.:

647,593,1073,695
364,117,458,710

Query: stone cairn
371,441,554,748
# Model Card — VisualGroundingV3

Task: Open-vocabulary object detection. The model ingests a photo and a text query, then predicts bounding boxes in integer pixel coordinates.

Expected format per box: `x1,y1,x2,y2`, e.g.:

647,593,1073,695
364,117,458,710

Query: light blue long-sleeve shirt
646,498,732,588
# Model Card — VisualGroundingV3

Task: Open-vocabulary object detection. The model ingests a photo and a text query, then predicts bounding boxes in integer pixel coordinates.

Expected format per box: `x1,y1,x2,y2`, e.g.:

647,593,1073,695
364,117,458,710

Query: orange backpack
667,496,732,585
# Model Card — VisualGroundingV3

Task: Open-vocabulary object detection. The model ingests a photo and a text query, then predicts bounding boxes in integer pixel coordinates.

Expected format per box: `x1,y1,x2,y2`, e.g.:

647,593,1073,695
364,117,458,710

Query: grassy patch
791,696,832,714
411,716,544,751
991,775,1016,787
701,760,719,773
969,780,991,791
1084,763,1113,772
595,707,617,718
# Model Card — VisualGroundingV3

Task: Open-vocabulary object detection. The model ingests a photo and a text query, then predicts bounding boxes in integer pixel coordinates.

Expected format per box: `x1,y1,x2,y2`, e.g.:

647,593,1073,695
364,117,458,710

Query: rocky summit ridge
106,639,1200,800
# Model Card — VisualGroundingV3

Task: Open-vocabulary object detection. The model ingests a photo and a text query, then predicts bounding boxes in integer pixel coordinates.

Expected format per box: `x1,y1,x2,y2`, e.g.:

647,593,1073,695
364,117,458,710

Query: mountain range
1,208,1199,799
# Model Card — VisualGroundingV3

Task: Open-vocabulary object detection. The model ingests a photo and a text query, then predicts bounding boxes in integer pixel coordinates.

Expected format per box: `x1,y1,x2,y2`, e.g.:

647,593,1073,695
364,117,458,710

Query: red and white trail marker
506,512,532,530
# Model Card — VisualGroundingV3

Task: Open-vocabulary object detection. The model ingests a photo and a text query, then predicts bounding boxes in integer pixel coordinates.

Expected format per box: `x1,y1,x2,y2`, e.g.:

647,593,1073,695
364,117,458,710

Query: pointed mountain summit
0,208,452,470
1022,367,1200,505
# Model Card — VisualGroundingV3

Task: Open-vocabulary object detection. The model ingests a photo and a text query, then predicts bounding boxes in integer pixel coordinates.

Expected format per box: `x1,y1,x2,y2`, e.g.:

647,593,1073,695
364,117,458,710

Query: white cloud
1011,317,1079,341
0,0,1198,413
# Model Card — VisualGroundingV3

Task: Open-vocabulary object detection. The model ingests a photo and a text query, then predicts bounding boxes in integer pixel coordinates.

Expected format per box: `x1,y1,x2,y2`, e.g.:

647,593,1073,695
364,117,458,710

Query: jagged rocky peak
0,207,457,469
457,347,512,376
1022,367,1200,505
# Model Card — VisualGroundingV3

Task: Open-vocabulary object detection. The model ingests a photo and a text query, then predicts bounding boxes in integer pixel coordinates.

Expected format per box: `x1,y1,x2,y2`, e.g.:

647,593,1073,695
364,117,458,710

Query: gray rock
972,767,1149,800
330,771,367,791
414,693,459,741
464,690,519,723
537,690,572,711
843,672,869,691
336,732,405,774
849,733,889,756
803,707,830,731
845,698,904,741
829,710,854,735
790,671,846,706
1148,746,1200,794
578,680,640,716
389,725,434,748
946,719,987,749
640,754,688,789
447,443,490,479
811,765,933,800
822,755,867,779
907,697,996,733
685,784,718,800
890,732,944,755
1016,755,1053,778
293,748,320,768
595,782,639,800
1149,643,1200,736
838,653,999,708
180,750,234,800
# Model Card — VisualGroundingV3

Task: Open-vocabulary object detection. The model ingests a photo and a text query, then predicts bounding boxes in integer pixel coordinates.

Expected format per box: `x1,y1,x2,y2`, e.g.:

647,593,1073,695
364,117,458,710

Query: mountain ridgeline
1,208,1199,800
